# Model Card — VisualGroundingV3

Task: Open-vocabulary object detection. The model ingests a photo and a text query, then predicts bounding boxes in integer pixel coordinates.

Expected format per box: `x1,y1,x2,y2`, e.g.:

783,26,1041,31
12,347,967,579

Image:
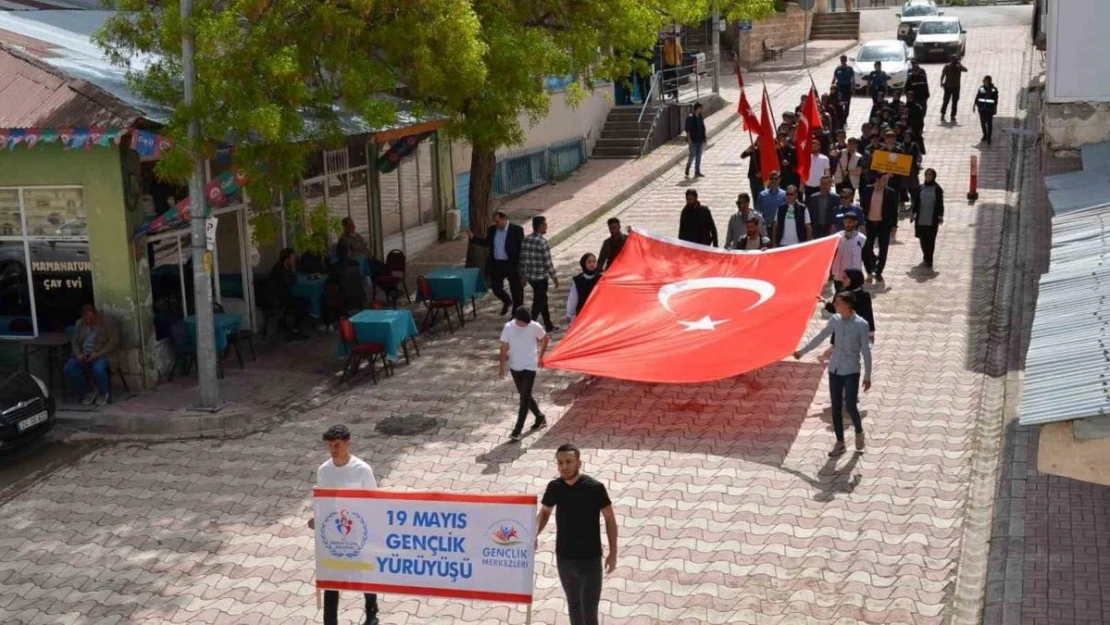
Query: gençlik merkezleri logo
320,509,369,559
482,519,532,569
491,522,522,545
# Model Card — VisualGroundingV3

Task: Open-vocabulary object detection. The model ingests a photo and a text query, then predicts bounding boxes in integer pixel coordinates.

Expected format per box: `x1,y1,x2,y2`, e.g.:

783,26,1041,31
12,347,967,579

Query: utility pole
711,2,721,94
181,0,220,408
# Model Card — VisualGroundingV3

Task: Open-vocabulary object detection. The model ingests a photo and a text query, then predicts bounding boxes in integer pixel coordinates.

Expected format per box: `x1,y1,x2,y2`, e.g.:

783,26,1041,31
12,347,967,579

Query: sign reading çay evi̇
314,490,537,603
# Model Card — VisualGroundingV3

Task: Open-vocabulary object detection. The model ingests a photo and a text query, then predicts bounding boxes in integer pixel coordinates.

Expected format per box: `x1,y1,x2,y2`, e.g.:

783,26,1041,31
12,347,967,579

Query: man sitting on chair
64,304,120,407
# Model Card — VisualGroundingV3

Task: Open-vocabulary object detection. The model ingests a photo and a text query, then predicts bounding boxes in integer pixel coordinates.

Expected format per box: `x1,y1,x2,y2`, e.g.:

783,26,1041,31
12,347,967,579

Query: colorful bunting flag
8,129,25,150
24,129,40,150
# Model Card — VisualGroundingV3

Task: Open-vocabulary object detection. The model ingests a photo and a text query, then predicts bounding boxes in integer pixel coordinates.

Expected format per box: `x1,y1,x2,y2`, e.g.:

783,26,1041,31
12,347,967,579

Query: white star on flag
679,315,728,331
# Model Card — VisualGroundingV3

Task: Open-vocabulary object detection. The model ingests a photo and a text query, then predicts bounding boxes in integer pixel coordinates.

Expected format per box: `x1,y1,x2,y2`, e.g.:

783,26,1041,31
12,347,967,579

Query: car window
902,3,939,17
858,44,906,63
918,20,959,35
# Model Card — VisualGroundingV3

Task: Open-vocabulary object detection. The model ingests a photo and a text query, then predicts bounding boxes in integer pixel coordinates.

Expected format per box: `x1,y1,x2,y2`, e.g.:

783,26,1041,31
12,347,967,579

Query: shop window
0,186,92,337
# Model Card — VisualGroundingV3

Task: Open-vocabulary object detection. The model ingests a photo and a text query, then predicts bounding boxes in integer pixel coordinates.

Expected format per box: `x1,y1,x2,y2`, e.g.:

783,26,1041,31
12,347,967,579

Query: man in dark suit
858,173,899,284
469,210,525,315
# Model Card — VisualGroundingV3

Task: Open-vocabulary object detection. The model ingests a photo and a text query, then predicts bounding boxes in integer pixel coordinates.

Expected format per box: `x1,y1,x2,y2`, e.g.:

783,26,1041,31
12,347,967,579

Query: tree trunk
465,148,496,270
469,148,496,234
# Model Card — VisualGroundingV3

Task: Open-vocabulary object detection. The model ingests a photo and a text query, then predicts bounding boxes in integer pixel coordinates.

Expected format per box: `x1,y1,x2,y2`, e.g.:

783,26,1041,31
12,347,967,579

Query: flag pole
761,77,777,128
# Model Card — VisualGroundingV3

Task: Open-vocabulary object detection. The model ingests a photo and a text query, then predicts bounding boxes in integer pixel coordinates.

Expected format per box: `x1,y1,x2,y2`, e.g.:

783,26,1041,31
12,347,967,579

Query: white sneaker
94,393,110,407
81,391,98,406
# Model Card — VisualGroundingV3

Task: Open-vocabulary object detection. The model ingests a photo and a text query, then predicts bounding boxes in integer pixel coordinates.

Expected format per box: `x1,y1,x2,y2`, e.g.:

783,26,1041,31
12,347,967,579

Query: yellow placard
203,251,213,275
869,149,913,177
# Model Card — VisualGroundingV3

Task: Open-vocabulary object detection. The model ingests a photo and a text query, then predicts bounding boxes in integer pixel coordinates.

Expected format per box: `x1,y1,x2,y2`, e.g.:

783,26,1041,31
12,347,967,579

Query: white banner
314,490,537,604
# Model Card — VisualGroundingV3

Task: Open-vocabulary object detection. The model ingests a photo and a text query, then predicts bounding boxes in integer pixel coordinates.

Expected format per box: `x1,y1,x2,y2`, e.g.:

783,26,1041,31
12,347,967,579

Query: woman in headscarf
566,253,601,326
911,167,945,269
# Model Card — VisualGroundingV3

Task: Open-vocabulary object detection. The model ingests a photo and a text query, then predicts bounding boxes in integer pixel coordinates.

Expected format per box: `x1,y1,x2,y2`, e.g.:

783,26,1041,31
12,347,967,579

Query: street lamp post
181,0,221,408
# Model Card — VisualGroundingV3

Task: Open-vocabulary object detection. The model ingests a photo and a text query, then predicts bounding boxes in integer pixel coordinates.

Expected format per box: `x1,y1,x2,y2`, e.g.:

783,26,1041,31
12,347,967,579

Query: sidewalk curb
749,40,859,73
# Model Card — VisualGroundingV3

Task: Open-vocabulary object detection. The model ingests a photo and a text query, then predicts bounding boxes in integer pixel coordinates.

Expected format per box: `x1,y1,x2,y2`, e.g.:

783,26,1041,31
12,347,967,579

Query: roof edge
0,43,145,129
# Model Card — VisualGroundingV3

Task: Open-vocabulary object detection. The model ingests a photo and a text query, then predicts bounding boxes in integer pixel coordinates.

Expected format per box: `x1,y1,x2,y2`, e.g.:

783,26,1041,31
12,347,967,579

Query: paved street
0,8,1036,625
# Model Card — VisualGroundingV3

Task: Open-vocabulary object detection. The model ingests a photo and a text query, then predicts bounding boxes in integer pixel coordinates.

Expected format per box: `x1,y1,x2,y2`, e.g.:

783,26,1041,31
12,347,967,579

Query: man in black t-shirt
536,444,618,625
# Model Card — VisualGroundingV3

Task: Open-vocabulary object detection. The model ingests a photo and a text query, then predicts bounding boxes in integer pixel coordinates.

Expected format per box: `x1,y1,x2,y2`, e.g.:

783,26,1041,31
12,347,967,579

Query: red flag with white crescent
543,229,839,383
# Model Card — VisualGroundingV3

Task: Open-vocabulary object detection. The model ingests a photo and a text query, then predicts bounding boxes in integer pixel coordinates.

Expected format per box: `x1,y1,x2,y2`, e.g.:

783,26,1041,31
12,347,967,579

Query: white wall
1047,0,1110,103
451,86,614,177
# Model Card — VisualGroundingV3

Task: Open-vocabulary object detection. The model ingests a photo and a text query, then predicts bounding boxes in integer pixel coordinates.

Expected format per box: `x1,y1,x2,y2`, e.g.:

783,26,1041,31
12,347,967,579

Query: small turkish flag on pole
738,91,759,132
803,84,824,132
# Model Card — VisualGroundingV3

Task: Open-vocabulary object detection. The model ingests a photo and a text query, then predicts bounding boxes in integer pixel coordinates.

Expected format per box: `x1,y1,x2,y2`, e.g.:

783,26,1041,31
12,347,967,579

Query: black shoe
531,417,547,431
684,170,690,178
545,325,560,333
500,302,511,316
509,432,522,442
362,616,380,625
695,172,706,178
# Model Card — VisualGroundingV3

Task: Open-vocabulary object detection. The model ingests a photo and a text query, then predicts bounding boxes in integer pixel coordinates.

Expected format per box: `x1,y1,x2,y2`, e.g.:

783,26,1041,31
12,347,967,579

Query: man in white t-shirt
499,307,550,442
309,424,380,625
805,139,830,198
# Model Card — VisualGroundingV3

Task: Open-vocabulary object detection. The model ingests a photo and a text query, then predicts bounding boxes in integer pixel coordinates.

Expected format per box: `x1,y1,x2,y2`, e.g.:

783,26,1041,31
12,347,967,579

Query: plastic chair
372,249,411,304
416,275,462,333
338,317,391,384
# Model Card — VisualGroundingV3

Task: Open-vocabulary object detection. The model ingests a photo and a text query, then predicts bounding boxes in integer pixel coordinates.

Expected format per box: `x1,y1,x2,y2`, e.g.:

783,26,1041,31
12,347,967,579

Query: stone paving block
0,21,1042,625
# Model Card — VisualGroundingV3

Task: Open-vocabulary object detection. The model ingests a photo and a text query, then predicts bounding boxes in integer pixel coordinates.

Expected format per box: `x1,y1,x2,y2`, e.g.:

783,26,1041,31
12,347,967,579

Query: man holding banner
310,425,381,625
537,444,618,625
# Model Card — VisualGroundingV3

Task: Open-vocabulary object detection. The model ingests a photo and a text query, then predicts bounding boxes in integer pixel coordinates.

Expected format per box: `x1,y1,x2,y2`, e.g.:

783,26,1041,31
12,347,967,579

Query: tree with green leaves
97,0,773,244
437,0,775,234
98,0,489,248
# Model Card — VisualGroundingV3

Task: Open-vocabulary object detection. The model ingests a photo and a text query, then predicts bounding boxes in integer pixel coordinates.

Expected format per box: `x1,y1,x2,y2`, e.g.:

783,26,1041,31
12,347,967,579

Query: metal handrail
637,72,661,157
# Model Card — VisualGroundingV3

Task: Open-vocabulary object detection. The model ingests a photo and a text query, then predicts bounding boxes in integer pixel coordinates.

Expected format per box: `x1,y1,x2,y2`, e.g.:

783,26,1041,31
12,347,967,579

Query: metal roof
1021,144,1110,427
0,10,447,138
0,45,141,128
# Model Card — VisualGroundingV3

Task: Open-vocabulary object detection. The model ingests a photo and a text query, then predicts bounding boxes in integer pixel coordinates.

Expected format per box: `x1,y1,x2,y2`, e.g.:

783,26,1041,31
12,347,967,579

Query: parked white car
851,40,914,94
897,0,942,43
912,16,967,61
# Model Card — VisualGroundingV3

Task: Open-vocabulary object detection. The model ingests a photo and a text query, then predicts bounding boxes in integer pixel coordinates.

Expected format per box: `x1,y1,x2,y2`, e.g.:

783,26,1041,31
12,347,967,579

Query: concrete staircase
809,12,860,40
592,105,661,159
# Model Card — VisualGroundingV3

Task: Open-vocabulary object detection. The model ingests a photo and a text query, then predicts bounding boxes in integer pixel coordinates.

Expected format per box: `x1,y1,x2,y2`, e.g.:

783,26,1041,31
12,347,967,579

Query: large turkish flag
543,229,839,383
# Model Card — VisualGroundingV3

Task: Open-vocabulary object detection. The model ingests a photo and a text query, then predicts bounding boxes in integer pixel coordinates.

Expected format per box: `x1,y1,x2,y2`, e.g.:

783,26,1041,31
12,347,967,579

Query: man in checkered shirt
520,216,560,332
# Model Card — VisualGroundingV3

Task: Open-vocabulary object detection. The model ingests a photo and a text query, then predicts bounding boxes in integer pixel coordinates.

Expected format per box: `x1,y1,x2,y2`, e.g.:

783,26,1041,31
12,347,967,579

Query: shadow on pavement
530,360,825,470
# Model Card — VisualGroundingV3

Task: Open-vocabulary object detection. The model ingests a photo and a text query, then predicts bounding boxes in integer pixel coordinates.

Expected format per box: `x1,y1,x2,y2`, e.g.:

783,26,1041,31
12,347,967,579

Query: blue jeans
64,356,110,396
685,141,705,175
828,372,863,442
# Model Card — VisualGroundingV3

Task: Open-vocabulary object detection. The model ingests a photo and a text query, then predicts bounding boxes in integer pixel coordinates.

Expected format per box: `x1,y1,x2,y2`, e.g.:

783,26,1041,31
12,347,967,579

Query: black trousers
980,113,995,141
489,259,524,311
916,225,938,266
510,369,543,436
557,557,603,625
863,221,891,278
941,88,960,118
529,279,554,330
324,590,377,625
